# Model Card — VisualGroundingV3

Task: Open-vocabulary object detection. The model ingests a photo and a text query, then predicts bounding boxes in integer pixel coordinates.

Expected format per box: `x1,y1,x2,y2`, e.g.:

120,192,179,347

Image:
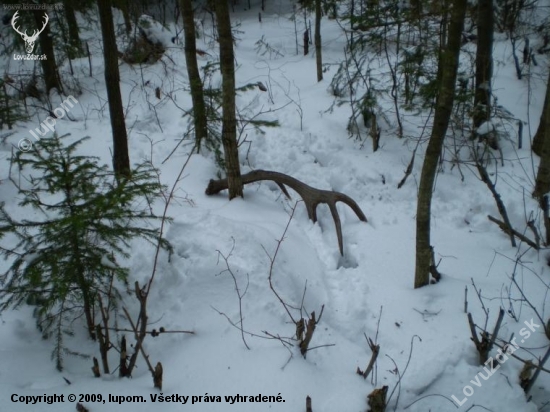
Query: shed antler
205,170,367,255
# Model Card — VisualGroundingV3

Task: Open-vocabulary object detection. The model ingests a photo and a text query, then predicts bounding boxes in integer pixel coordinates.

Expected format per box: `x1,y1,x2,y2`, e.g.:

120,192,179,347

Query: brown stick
91,357,100,378
487,215,539,250
306,395,312,412
153,362,163,391
124,282,155,376
95,324,110,374
206,170,367,255
476,159,516,247
119,335,129,377
299,305,324,358
357,336,380,379
96,294,110,374
468,308,505,364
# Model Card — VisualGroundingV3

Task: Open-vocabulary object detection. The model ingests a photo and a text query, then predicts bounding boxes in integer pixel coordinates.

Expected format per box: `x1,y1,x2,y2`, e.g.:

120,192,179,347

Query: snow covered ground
0,1,549,411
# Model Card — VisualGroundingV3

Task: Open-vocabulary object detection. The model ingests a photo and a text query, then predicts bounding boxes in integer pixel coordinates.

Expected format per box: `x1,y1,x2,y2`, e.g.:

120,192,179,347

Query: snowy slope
0,1,549,412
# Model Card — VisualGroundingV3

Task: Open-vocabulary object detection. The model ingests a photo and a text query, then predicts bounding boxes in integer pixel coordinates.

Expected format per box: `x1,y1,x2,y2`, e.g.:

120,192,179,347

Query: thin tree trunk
62,0,84,58
473,0,493,132
215,0,243,199
410,0,422,20
534,79,550,201
33,10,62,93
112,0,132,35
414,0,467,288
97,0,131,178
180,0,208,151
315,0,323,82
532,71,550,156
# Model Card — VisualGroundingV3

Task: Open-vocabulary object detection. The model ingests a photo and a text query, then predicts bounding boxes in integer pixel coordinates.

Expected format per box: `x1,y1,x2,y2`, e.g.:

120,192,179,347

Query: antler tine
40,13,49,31
11,11,27,37
30,13,49,40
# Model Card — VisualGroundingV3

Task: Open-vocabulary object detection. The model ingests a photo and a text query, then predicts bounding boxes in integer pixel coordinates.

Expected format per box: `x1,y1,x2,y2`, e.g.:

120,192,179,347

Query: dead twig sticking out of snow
298,306,325,358
216,238,251,350
357,335,380,380
385,335,421,411
467,307,505,365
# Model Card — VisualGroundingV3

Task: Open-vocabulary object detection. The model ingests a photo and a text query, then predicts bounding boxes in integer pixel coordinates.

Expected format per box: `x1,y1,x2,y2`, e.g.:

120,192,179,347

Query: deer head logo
11,11,49,54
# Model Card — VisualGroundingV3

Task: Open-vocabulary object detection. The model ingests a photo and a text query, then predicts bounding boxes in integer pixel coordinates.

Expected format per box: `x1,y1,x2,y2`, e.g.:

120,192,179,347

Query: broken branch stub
205,170,368,255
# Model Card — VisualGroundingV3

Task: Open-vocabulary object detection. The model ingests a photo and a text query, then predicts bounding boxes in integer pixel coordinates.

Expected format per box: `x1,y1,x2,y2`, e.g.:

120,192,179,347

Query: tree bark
180,0,208,152
33,10,62,93
473,0,493,132
62,0,84,58
97,0,131,178
532,71,550,156
315,0,323,82
534,78,550,201
414,0,467,288
215,0,243,199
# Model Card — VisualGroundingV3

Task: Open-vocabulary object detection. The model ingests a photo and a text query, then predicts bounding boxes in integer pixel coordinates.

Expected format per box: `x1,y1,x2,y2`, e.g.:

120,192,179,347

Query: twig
210,306,294,346
464,286,468,313
216,239,250,350
492,340,550,374
467,308,505,364
122,283,155,376
146,144,196,296
386,335,421,410
357,334,380,380
488,215,538,249
264,201,301,323
107,327,194,335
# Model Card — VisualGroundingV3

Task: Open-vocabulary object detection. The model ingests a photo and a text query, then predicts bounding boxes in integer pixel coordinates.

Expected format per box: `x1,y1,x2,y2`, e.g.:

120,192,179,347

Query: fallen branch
476,155,516,247
487,215,539,250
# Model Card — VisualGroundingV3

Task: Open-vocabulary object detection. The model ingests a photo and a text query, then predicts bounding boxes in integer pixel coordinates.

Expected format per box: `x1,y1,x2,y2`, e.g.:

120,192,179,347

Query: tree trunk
215,0,243,199
414,0,467,288
97,0,131,178
62,0,84,58
409,0,422,20
112,0,132,35
315,0,323,82
532,71,550,156
473,0,493,131
534,79,550,201
33,10,62,93
180,0,208,152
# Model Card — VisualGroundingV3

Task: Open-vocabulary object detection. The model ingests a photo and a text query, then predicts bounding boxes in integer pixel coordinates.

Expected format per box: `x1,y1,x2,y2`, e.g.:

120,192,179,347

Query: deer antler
205,170,368,255
11,11,48,40
31,12,49,40
11,11,26,38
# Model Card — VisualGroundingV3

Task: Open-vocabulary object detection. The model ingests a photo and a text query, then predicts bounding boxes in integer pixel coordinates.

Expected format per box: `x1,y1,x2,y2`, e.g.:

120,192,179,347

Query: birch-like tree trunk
414,0,467,288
